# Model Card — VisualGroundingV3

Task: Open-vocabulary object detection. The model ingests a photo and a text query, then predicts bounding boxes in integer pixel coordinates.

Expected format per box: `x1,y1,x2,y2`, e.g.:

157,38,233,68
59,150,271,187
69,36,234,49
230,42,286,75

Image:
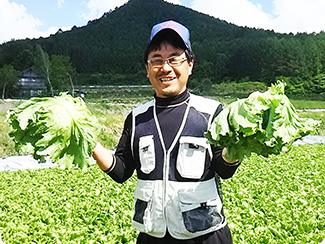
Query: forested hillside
1,0,325,96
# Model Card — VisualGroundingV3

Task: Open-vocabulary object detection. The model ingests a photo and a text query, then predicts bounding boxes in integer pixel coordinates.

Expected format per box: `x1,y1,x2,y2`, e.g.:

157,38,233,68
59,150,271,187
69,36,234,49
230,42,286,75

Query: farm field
0,97,325,243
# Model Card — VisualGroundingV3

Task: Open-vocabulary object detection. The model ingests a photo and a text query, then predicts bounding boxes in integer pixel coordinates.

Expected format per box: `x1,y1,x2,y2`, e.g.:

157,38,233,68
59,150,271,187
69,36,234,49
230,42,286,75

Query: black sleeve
212,146,240,179
107,112,136,183
211,103,241,179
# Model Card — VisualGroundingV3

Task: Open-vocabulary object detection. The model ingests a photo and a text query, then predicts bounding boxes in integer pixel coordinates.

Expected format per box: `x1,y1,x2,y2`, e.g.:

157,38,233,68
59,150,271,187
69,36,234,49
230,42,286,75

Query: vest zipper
153,98,192,230
153,102,169,224
163,151,170,226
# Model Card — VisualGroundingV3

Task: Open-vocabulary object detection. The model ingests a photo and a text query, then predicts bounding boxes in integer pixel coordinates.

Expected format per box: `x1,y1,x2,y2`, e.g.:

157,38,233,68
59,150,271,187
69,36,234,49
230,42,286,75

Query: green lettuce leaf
7,93,99,170
205,81,321,162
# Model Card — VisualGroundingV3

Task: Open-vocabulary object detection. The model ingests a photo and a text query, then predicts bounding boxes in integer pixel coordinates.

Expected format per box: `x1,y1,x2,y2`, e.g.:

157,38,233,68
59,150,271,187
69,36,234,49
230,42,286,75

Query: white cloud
190,0,325,34
272,0,325,33
1,0,325,45
46,25,73,35
81,0,128,21
165,0,182,5
0,0,74,44
57,0,65,8
0,0,44,43
191,0,273,31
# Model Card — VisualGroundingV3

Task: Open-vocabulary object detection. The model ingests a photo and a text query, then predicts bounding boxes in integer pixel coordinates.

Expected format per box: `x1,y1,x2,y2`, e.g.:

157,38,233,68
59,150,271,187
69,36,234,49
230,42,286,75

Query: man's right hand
92,142,115,172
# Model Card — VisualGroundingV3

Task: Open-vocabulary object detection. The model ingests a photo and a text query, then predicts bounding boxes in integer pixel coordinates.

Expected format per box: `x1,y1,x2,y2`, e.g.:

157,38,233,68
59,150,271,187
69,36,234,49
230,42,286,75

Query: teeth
160,77,175,82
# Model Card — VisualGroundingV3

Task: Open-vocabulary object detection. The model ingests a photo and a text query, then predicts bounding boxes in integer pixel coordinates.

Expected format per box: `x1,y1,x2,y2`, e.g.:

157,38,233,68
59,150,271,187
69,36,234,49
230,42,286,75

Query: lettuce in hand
7,93,99,170
205,81,321,162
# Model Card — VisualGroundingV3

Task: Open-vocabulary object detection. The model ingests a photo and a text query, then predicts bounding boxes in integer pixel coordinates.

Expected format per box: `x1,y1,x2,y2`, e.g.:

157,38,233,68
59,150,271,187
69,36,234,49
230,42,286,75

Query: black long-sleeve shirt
108,91,240,183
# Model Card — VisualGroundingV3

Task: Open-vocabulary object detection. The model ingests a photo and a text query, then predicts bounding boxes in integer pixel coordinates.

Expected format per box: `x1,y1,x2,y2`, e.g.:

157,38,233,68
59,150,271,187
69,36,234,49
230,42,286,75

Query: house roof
19,67,44,78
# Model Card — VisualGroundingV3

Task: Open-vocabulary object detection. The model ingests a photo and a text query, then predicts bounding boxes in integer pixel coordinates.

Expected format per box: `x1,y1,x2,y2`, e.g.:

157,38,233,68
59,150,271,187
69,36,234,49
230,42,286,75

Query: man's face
146,43,194,98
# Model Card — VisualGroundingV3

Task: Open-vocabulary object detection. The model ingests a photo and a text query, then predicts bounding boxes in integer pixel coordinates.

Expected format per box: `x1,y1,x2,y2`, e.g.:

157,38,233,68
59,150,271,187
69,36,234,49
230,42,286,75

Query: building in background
18,67,47,97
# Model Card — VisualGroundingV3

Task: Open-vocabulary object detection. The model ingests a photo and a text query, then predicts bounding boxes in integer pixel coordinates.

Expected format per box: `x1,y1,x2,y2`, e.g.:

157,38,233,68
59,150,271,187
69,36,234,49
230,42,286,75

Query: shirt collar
155,90,190,107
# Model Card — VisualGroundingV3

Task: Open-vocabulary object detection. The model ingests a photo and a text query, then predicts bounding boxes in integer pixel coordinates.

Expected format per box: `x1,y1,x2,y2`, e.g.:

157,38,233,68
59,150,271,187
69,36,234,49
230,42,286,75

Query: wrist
222,147,239,164
103,153,116,173
93,142,116,172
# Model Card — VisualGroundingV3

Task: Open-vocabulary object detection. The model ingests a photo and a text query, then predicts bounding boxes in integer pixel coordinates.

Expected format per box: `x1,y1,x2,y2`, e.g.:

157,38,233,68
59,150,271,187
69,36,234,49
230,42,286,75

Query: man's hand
92,142,115,172
222,148,239,164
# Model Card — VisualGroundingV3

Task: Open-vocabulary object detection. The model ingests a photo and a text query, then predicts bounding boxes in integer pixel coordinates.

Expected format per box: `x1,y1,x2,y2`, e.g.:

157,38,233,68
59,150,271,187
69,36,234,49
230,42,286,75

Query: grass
0,113,16,158
213,97,325,110
290,99,325,109
87,103,129,149
297,111,325,135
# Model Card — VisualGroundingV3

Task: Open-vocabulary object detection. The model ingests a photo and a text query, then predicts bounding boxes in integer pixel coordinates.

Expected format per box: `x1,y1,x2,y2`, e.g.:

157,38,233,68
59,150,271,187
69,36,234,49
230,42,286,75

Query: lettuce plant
7,93,99,169
205,81,321,162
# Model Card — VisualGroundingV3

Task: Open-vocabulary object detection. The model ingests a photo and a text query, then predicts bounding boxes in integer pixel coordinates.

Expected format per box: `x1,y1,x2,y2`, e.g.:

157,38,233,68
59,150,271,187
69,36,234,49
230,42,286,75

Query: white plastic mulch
0,136,324,172
0,155,56,172
292,135,325,145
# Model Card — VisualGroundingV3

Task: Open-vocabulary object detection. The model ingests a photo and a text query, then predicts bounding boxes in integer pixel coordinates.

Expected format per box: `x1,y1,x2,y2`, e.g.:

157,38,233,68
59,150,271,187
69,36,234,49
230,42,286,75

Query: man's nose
160,61,173,71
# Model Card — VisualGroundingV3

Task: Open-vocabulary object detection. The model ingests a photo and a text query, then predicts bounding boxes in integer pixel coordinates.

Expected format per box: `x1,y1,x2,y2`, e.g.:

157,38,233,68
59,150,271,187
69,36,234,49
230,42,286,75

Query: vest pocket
176,136,208,179
132,187,154,232
139,135,155,174
179,188,223,233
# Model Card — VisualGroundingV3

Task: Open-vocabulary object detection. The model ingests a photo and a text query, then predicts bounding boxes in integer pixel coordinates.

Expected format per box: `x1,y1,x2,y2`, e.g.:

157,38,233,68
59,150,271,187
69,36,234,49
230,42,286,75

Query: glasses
147,55,187,68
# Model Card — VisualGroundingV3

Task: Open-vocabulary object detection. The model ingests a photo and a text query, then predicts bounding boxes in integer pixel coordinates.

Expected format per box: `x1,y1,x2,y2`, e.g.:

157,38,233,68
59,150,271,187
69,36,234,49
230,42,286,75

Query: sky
1,0,325,44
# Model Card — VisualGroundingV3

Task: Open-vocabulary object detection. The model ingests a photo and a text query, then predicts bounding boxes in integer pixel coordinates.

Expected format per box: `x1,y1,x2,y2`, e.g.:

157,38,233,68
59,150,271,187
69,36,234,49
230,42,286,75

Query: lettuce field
0,144,324,243
0,99,324,243
223,144,325,243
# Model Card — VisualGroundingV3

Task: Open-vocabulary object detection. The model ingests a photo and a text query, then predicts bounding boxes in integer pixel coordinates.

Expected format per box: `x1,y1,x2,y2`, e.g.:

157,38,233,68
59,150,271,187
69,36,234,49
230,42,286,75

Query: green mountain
34,0,246,80
1,0,325,95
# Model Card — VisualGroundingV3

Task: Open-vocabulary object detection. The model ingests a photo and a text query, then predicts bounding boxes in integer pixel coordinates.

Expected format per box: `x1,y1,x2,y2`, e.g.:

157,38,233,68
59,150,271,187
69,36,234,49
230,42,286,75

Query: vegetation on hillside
1,0,325,97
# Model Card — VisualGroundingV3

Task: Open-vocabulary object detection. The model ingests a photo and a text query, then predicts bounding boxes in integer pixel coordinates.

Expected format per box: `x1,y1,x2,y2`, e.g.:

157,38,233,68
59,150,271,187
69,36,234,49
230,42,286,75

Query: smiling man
93,20,240,243
144,24,193,98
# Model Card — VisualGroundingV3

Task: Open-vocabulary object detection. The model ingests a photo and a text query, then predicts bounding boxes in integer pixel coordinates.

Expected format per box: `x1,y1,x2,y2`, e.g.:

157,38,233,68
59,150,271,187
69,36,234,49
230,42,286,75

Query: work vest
130,94,226,239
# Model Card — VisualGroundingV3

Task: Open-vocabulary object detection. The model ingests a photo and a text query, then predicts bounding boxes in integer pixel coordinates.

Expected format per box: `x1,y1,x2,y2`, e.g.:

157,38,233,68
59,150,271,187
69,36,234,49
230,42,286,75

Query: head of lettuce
7,93,99,170
205,81,321,162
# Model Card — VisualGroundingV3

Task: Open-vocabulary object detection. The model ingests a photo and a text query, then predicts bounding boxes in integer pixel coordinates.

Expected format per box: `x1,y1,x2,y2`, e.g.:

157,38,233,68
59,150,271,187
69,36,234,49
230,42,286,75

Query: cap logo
157,21,183,38
149,20,192,51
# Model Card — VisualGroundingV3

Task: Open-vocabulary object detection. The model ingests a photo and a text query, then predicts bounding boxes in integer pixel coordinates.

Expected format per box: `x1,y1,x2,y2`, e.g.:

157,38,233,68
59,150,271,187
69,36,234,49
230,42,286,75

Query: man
93,20,240,244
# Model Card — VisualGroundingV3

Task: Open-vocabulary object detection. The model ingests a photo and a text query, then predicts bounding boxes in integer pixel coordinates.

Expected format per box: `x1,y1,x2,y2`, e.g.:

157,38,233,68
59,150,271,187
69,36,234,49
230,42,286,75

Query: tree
0,64,18,99
49,55,75,95
15,48,35,71
34,45,53,96
0,40,33,70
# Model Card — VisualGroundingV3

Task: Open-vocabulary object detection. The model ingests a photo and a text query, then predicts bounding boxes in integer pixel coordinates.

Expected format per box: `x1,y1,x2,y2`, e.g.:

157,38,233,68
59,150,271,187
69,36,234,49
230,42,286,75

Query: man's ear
188,60,194,75
145,65,149,78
